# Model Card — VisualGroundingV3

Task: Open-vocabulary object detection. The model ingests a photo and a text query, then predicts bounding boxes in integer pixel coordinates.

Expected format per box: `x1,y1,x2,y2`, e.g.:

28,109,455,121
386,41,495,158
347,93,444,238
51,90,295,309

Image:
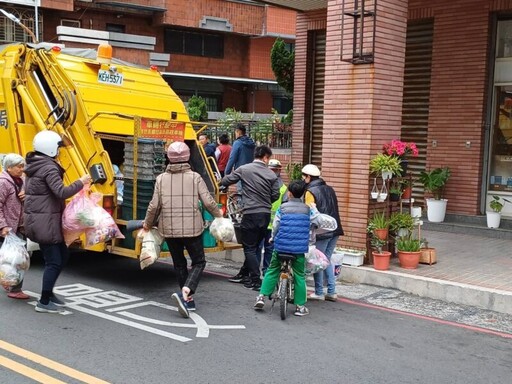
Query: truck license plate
98,69,123,86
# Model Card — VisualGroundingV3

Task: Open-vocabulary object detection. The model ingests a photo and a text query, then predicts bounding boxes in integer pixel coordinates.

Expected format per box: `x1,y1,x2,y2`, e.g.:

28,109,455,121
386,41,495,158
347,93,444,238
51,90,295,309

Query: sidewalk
211,229,512,315
339,229,512,315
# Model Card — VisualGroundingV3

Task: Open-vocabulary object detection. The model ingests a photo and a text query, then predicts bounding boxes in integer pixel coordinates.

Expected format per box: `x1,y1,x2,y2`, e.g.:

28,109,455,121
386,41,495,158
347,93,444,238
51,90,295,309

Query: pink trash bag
84,206,124,246
62,188,101,245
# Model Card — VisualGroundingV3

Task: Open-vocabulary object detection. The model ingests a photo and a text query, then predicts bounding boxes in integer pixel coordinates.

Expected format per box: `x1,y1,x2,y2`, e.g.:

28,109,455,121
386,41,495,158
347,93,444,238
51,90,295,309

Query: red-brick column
294,0,408,250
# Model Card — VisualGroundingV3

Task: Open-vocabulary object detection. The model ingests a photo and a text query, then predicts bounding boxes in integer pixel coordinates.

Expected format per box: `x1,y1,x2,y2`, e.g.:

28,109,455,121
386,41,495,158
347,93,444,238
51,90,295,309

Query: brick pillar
295,0,408,250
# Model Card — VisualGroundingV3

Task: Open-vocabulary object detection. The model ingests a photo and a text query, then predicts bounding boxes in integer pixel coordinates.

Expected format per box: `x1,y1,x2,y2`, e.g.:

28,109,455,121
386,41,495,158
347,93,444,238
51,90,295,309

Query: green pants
259,251,307,306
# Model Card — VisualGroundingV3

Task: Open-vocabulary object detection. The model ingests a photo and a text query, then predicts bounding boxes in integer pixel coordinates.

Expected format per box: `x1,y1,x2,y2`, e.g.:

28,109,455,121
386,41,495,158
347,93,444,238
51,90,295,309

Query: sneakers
7,291,29,299
50,294,66,306
325,293,338,302
171,293,189,319
308,293,325,301
228,272,248,283
294,305,309,316
254,295,265,310
35,301,62,314
243,279,261,290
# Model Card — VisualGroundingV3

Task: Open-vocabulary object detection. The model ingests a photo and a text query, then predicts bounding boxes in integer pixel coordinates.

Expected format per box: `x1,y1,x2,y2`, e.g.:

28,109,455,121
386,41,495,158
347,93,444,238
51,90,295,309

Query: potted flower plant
396,235,423,269
486,195,512,228
367,210,389,240
419,167,451,222
370,237,391,270
369,153,402,180
382,139,419,175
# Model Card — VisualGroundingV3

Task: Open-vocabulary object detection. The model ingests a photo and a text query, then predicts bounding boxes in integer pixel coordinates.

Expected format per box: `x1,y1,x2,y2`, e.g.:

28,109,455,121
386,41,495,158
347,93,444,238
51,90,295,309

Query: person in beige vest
143,141,222,319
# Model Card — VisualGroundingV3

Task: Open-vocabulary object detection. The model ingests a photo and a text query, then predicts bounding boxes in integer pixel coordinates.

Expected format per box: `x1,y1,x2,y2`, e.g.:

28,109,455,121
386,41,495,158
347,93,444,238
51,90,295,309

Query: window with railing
0,8,40,43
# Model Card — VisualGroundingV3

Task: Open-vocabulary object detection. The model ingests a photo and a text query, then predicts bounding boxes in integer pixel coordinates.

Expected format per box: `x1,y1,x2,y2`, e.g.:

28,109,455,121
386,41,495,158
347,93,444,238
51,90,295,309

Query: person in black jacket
24,130,91,314
302,164,344,302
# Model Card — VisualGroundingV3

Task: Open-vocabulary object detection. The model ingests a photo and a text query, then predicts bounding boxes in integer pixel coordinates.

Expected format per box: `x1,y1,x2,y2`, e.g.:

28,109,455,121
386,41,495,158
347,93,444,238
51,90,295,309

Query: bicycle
221,188,243,225
270,252,296,320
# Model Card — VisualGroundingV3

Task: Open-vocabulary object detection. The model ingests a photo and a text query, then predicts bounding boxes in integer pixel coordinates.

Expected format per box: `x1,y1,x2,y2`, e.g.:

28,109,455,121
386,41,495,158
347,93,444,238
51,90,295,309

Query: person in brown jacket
143,141,222,319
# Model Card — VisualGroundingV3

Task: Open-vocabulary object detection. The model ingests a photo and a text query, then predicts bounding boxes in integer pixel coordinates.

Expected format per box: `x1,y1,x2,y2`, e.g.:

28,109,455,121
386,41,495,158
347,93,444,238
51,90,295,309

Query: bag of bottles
0,233,30,287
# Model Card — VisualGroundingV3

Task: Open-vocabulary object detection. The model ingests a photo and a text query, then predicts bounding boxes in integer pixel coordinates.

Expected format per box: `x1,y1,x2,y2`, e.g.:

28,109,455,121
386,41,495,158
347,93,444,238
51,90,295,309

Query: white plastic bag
305,245,330,275
26,238,40,252
209,217,235,243
0,233,30,286
138,229,164,270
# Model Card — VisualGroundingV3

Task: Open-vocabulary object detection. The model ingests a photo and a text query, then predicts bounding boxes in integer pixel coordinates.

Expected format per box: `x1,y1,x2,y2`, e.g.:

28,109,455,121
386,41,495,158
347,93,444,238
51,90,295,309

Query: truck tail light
102,195,115,216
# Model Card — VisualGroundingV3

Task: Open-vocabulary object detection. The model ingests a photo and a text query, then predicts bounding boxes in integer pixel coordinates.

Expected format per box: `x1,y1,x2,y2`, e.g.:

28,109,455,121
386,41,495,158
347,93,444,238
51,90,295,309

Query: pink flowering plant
383,140,419,159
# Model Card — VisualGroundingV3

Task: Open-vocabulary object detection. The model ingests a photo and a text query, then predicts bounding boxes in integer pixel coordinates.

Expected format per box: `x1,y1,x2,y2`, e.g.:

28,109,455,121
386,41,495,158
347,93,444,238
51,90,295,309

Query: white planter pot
338,248,365,267
486,211,501,228
411,206,422,218
426,198,448,222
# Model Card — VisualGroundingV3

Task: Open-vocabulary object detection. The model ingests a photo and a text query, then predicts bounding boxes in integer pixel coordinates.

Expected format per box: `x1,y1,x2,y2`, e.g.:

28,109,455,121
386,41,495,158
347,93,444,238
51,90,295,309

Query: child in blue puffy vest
253,180,328,317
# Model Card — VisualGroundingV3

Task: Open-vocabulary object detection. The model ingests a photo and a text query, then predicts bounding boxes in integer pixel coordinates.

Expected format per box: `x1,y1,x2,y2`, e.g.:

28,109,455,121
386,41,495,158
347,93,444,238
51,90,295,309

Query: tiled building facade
258,0,512,251
0,0,296,114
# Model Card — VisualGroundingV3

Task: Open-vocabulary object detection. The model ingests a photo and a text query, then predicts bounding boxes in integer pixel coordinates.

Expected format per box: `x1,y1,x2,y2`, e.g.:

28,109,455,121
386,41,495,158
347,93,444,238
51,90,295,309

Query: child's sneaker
172,293,189,319
294,305,309,316
253,295,265,310
308,293,325,301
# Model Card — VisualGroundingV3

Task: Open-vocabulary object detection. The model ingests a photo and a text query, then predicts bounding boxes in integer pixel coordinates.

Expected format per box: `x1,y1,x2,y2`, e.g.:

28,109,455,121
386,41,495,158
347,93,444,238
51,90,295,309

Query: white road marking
24,283,245,342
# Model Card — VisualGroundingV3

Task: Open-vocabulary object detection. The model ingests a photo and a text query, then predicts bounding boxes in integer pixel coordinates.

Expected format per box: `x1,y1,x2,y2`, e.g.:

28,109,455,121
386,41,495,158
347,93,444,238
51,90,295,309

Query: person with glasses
301,164,344,302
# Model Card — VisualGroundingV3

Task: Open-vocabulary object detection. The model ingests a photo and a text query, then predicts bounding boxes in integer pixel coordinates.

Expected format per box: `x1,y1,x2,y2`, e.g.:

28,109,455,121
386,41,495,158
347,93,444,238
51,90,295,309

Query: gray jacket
220,160,280,214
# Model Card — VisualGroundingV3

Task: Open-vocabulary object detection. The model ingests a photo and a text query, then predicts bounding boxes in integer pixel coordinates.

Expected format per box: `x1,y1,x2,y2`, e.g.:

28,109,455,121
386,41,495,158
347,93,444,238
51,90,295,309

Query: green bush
419,167,451,200
186,95,208,122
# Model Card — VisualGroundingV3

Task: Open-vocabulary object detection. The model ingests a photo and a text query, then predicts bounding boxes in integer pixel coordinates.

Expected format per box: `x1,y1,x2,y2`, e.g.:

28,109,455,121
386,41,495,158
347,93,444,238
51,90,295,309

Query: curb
340,266,512,315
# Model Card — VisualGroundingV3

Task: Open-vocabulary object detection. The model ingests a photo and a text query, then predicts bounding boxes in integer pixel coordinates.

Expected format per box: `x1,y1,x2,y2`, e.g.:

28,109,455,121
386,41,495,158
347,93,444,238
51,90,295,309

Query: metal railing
197,121,292,149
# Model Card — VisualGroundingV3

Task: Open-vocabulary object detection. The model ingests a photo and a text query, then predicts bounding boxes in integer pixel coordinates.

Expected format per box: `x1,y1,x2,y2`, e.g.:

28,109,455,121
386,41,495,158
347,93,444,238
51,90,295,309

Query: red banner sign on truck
138,118,186,141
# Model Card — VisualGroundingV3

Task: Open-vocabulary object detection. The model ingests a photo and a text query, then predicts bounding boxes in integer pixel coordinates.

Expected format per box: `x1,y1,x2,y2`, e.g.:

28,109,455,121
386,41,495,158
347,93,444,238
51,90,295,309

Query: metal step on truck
0,41,234,259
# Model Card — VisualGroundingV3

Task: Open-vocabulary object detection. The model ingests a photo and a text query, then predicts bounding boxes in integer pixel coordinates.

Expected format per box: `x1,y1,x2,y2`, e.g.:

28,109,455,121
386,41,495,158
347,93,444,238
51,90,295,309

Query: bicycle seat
277,253,296,262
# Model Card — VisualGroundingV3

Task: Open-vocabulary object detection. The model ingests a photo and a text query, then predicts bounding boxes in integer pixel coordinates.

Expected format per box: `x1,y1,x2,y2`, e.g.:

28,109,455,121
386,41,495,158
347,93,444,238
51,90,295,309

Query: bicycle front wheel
279,278,288,320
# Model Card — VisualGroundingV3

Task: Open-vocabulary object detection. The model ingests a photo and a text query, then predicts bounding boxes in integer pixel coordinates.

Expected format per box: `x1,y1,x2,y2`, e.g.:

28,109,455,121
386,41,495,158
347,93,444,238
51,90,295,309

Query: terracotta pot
398,251,421,269
401,186,412,199
372,251,391,270
374,228,388,240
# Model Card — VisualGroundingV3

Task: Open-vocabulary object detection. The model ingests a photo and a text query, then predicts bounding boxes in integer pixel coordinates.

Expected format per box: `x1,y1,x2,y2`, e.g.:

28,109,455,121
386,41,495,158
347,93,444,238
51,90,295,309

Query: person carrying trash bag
0,153,28,299
143,141,222,319
24,131,92,314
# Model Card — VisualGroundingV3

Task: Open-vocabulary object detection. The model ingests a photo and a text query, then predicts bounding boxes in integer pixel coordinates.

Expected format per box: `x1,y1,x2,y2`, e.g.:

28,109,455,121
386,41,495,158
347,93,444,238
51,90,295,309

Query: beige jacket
145,163,221,238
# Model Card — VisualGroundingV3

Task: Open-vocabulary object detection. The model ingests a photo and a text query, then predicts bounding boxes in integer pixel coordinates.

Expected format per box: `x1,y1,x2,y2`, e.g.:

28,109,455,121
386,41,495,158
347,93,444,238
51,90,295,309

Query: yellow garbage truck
0,42,223,258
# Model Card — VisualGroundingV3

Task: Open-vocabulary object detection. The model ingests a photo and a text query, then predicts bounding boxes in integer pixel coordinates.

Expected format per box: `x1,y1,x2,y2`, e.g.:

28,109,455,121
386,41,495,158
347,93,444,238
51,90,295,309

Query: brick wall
408,0,491,215
265,6,296,36
295,1,408,250
161,0,265,35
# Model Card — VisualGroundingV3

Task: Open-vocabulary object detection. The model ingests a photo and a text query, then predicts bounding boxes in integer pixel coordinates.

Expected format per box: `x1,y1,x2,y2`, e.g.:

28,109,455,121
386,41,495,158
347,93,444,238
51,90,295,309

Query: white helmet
301,164,321,177
33,131,63,157
268,159,282,169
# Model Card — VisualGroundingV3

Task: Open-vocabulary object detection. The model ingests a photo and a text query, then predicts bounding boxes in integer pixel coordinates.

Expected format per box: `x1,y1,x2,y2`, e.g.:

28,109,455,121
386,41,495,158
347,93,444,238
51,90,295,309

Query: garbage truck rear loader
0,43,222,258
